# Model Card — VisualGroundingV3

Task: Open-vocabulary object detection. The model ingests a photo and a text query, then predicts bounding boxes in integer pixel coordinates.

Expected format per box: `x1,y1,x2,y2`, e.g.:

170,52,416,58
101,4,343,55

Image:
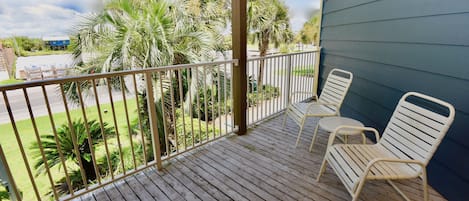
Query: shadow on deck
76,115,446,201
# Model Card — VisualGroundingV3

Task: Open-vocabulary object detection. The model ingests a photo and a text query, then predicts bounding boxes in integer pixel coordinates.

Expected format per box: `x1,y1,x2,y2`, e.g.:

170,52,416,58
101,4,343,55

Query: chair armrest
326,126,380,148
361,158,425,180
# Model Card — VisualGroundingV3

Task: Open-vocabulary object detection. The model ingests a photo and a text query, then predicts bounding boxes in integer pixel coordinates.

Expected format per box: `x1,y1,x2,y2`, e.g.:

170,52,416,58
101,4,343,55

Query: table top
318,116,364,135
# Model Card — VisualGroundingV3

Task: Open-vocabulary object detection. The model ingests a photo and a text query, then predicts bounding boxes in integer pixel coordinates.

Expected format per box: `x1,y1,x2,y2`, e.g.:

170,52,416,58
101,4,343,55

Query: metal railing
0,60,236,200
246,50,319,125
0,49,319,200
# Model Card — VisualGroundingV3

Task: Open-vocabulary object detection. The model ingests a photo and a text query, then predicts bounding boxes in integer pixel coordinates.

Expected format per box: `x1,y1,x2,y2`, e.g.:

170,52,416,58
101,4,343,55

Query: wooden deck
75,115,446,201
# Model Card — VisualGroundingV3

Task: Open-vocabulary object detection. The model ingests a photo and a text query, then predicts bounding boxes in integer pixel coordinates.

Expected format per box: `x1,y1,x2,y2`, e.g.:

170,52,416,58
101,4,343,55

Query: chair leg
387,180,411,201
295,119,305,147
422,168,428,201
352,178,367,201
282,110,289,129
316,156,328,181
309,124,320,152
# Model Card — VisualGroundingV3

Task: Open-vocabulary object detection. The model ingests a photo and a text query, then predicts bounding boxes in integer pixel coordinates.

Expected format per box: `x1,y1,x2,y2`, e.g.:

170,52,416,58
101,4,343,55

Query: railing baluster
59,83,89,189
132,74,148,165
275,56,280,113
195,67,203,143
246,62,250,125
2,90,41,200
269,57,273,116
120,76,137,169
76,82,103,184
168,70,179,152
224,63,228,134
92,79,114,179
177,69,187,150
217,65,222,136
203,66,209,141
286,55,292,106
188,68,195,147
231,63,235,133
105,79,126,174
42,85,74,195
22,88,59,199
158,73,170,157
210,66,216,138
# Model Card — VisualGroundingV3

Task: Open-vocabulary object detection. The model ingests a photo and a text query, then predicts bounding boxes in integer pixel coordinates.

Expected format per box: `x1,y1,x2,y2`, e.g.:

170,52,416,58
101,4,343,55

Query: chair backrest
379,92,455,165
318,68,353,110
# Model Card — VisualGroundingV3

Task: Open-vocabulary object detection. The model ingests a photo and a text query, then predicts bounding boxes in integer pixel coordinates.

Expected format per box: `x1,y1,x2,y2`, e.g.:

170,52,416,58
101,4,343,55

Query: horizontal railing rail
0,60,237,201
246,50,319,125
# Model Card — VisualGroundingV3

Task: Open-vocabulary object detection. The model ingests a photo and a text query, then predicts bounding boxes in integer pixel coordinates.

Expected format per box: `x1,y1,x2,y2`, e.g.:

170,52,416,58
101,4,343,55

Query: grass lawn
277,66,314,77
0,100,137,200
21,50,71,57
0,79,24,86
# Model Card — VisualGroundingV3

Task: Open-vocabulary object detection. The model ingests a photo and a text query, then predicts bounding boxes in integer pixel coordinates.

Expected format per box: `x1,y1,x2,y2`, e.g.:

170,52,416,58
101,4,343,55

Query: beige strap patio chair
282,68,353,147
317,92,455,201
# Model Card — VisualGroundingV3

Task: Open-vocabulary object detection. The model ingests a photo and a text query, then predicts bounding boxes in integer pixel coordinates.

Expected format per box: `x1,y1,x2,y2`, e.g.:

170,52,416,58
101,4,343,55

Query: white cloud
285,0,321,32
0,0,103,38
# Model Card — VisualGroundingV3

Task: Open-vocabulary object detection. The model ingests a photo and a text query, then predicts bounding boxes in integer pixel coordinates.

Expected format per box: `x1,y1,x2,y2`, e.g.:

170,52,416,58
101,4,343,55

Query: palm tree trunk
257,31,270,88
80,156,97,181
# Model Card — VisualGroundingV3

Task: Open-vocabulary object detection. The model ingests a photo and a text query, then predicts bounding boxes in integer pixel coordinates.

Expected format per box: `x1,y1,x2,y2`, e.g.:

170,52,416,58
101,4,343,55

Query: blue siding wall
319,0,469,200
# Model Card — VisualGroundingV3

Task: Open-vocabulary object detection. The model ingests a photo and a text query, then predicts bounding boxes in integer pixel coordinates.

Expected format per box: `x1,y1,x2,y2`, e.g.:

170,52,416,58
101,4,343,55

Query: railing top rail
247,49,320,62
0,59,238,92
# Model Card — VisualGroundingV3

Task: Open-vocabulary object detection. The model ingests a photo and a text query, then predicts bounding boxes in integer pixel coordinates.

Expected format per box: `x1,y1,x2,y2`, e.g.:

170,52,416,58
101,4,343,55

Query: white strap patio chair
317,92,455,201
282,68,353,147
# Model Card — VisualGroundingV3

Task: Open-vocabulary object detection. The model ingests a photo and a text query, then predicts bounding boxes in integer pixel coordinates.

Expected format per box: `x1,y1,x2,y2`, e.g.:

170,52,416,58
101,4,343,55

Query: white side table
309,117,365,152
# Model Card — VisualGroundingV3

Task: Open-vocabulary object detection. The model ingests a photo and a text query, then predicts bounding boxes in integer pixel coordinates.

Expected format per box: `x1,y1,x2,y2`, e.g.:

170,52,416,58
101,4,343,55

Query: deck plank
175,157,248,201
91,188,111,201
114,180,141,201
144,168,186,201
170,159,233,201
76,115,447,201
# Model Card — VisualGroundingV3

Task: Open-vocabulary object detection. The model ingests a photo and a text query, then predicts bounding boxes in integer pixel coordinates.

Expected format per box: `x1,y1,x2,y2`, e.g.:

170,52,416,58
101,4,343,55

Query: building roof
42,36,70,41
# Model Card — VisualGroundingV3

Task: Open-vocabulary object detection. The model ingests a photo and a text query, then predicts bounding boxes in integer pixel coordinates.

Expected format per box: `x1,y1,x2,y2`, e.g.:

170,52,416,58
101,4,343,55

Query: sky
0,0,320,38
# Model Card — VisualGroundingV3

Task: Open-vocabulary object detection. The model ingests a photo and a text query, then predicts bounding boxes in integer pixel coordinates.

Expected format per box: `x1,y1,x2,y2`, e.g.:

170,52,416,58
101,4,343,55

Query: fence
0,50,319,200
246,50,318,125
0,60,236,200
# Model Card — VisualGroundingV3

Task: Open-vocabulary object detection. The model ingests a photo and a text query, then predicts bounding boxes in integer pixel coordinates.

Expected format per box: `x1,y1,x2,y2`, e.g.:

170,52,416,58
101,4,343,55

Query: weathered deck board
76,115,447,201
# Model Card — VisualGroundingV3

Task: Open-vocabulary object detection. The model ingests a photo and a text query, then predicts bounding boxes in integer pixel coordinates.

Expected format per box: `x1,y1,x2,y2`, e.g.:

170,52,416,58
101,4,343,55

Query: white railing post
144,72,163,170
312,48,321,97
285,54,292,105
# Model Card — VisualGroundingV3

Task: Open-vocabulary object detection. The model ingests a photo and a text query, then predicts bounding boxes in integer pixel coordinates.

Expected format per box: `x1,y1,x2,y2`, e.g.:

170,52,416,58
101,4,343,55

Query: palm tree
31,119,115,194
72,0,225,157
248,0,293,86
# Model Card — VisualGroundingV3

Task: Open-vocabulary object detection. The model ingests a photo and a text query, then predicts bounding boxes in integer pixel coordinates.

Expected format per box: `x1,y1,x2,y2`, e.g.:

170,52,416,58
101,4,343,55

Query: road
0,85,130,124
0,52,316,125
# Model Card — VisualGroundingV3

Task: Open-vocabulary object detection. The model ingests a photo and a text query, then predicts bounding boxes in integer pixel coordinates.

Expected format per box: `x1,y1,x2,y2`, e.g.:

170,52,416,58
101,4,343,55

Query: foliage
0,79,23,86
191,85,231,121
247,84,281,107
174,112,220,150
247,0,293,87
73,0,220,72
99,143,145,175
1,36,73,56
295,13,321,45
30,119,115,196
293,67,314,77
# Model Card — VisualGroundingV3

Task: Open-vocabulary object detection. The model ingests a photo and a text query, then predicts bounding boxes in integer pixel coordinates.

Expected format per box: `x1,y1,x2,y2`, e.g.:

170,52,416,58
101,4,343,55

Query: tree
31,119,115,195
295,13,321,45
72,0,225,158
248,0,293,86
